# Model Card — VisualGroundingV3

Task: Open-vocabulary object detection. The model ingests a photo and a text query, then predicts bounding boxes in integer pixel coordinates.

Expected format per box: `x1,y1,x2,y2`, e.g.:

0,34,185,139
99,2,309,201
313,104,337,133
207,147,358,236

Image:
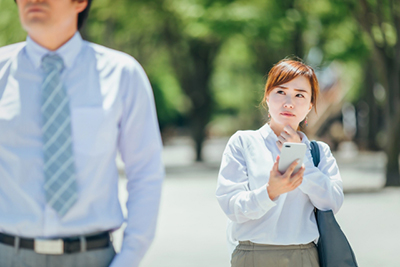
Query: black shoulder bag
310,141,358,267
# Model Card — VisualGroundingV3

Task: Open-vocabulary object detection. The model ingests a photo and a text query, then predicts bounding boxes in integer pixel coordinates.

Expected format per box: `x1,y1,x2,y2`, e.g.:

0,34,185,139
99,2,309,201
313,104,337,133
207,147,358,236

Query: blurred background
1,0,400,266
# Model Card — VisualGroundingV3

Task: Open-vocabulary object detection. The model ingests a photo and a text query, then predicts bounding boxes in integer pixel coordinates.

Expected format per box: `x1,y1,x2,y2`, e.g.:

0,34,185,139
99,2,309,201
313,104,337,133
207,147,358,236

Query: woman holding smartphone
216,59,344,267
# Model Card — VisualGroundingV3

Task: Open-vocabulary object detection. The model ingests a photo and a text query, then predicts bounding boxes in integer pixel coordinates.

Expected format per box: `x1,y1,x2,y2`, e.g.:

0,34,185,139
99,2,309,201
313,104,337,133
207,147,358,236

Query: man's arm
110,58,164,267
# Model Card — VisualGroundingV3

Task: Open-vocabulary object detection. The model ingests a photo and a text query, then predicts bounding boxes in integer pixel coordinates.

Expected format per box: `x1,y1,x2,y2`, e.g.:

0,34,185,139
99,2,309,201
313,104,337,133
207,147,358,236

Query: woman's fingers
283,159,300,177
280,131,290,140
290,166,305,182
292,165,305,176
284,125,297,135
272,156,280,172
276,140,283,150
278,125,301,144
278,135,286,144
291,176,303,188
270,158,305,195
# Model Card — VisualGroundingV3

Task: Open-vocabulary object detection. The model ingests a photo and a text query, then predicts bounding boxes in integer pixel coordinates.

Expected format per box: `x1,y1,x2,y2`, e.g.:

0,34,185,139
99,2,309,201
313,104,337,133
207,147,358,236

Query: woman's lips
280,112,295,117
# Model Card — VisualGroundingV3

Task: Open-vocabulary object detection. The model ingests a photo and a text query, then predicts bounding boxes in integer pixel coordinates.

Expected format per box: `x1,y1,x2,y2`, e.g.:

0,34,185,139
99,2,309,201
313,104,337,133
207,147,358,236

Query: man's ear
75,0,88,13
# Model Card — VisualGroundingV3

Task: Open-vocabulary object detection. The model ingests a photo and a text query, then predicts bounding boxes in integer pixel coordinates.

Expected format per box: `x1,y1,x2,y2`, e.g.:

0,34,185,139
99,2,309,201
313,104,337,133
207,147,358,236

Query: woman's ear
308,102,313,112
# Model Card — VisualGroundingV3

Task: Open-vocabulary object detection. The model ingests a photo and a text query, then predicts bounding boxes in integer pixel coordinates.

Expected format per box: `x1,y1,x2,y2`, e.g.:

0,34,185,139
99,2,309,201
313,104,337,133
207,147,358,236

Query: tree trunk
185,66,213,162
191,109,210,161
342,0,400,186
384,58,400,186
163,20,220,161
384,113,400,186
184,40,219,161
364,58,381,150
385,142,400,186
293,23,304,59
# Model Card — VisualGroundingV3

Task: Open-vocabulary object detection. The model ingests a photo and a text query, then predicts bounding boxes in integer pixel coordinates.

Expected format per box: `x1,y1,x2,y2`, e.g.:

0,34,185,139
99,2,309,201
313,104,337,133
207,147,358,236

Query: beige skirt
231,241,320,267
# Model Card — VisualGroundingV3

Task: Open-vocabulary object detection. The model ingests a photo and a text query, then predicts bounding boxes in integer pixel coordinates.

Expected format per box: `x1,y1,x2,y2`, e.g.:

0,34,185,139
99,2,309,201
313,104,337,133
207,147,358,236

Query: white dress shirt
0,32,164,267
216,123,344,255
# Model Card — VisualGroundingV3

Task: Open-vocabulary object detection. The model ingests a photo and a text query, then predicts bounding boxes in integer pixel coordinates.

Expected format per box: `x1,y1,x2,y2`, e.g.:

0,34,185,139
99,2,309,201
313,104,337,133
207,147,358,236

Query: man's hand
276,125,302,150
267,156,305,200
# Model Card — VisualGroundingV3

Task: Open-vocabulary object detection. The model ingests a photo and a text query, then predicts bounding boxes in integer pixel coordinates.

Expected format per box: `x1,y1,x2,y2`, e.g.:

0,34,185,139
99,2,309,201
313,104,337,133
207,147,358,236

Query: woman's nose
283,102,294,109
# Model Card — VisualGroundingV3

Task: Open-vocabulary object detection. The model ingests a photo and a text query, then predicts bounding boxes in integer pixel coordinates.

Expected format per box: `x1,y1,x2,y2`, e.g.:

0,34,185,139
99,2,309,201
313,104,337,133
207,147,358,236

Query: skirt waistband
237,241,316,251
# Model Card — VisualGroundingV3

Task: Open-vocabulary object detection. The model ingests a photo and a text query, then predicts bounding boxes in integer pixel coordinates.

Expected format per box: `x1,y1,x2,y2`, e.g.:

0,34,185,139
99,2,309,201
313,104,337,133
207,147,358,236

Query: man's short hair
14,0,92,30
78,0,92,30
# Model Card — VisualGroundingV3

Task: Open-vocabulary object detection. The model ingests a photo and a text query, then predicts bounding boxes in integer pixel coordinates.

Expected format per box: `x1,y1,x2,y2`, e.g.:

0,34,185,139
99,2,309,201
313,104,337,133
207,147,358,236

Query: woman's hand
267,156,305,200
276,125,302,150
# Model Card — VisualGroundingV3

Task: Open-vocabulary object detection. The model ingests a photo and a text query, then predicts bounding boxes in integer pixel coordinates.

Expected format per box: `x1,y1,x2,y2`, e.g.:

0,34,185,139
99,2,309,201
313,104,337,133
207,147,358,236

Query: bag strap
310,140,321,214
310,140,320,168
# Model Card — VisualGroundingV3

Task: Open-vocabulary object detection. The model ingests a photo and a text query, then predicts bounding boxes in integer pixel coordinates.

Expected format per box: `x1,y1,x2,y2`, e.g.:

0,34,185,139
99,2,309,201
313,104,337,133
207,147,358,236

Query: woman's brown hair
262,59,319,113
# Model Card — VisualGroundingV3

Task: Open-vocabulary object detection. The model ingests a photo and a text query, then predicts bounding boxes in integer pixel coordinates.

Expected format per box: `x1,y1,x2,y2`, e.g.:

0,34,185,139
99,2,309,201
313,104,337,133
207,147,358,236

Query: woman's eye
277,90,285,94
296,94,304,98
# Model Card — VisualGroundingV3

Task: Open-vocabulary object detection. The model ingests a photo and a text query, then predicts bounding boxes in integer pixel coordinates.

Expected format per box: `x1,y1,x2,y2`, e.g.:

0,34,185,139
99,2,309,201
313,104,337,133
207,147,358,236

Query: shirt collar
259,123,276,140
258,123,311,150
25,32,83,70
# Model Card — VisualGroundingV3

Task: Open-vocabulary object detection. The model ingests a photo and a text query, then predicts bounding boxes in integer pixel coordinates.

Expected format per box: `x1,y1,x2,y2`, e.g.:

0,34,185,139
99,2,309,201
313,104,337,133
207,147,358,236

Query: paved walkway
114,138,400,267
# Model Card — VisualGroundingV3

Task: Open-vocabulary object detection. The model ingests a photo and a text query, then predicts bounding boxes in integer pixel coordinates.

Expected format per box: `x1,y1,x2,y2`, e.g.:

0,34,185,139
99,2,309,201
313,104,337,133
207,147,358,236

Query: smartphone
278,142,307,174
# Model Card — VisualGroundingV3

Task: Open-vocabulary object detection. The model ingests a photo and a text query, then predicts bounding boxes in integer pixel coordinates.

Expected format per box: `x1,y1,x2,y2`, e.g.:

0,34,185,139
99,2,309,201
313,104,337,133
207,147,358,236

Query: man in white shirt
0,1,164,266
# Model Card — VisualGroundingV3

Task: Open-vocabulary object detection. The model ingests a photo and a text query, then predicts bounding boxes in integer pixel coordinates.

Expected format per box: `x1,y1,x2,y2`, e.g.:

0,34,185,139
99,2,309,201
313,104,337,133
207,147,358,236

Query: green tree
341,0,400,186
83,0,186,132
0,0,26,46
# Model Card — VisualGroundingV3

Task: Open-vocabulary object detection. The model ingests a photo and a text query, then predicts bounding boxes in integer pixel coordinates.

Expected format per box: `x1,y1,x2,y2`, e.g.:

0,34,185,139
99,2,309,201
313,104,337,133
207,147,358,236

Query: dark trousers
0,242,115,267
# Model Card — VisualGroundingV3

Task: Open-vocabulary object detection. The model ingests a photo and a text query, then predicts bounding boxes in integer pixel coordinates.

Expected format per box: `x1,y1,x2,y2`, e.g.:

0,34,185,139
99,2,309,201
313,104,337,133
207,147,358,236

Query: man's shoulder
83,41,141,70
0,42,26,64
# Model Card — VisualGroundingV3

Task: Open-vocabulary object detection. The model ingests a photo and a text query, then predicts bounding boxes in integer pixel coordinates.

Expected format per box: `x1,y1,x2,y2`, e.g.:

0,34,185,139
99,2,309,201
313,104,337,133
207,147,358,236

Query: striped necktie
41,54,77,216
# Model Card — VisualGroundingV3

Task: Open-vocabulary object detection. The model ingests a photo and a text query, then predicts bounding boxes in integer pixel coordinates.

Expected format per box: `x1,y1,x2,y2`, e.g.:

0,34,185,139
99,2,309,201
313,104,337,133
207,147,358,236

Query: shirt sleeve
216,133,277,224
109,60,164,267
298,141,344,214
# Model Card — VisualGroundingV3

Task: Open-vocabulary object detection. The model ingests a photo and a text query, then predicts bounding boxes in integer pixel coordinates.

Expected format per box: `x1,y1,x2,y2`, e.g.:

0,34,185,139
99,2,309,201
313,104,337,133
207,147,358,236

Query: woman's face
266,75,313,130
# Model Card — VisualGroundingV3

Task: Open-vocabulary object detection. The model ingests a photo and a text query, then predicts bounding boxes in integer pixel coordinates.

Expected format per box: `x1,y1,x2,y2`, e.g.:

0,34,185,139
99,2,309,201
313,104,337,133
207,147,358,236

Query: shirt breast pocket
71,107,116,156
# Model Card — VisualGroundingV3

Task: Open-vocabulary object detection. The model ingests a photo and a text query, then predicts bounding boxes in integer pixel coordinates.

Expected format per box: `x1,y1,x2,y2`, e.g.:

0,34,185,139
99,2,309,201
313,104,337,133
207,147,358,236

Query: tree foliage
343,0,400,186
1,0,399,184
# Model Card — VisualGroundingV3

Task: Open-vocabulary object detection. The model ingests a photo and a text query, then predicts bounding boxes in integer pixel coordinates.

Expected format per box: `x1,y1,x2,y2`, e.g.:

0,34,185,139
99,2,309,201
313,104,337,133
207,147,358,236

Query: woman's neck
268,120,300,138
269,121,284,137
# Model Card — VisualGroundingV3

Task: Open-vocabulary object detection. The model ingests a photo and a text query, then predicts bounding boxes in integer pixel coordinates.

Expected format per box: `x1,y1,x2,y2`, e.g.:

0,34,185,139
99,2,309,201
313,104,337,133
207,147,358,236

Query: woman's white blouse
216,123,344,254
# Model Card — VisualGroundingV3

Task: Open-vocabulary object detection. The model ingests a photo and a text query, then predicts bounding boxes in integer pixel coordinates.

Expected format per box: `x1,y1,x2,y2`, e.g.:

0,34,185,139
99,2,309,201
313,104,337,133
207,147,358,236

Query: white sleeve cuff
254,183,277,211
